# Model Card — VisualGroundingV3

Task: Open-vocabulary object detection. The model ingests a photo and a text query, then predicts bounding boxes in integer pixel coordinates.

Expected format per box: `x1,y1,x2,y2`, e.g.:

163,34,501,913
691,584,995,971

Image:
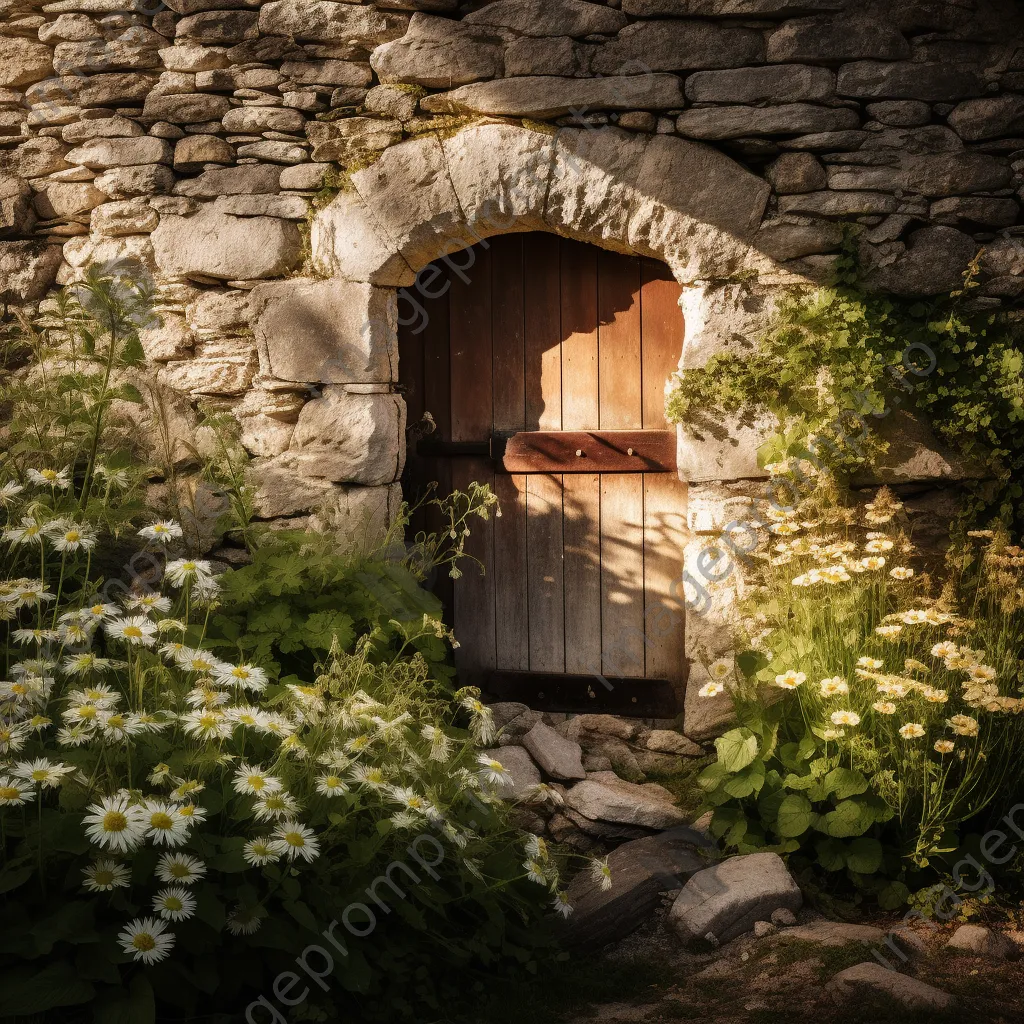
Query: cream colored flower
774,670,806,690
698,681,724,698
822,728,845,740
857,657,884,670
860,556,886,571
899,723,926,739
934,740,955,754
968,665,997,683
819,676,849,697
875,624,903,638
831,710,861,727
872,701,897,715
708,659,732,680
865,538,894,553
947,714,979,737
889,566,914,580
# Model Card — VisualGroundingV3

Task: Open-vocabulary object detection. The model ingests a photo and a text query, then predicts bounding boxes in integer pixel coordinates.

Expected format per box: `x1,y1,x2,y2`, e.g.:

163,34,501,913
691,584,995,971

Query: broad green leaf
820,798,874,838
846,837,883,875
878,880,911,910
782,772,817,791
823,767,869,800
776,793,815,838
697,762,729,791
715,727,759,772
815,837,847,871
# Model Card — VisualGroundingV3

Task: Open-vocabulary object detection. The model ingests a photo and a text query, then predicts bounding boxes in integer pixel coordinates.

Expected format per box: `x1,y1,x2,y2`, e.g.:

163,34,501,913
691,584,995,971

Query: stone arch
309,122,773,288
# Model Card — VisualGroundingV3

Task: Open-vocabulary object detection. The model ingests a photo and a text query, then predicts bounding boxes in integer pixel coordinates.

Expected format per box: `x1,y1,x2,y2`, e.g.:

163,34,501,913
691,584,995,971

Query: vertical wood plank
640,259,685,430
562,473,602,676
598,251,643,430
491,234,525,433
643,474,688,692
451,459,496,682
526,472,565,674
490,236,529,673
600,474,646,679
560,238,599,430
417,268,454,619
524,233,561,430
449,244,495,679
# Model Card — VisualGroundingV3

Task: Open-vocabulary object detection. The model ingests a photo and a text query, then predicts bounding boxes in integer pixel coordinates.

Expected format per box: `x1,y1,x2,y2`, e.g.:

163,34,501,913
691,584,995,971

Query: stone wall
3,0,1024,725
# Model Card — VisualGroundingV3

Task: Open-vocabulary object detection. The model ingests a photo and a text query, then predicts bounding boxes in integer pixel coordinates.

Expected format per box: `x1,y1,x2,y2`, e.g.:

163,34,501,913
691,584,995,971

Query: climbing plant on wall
666,241,1024,527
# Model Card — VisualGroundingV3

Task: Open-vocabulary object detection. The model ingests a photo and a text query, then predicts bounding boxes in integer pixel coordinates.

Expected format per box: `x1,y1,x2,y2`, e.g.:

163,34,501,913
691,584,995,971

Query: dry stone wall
2,0,1024,722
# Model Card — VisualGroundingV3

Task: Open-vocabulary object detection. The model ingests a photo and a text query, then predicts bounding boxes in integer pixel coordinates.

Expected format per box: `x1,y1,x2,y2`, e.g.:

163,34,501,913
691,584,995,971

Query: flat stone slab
561,827,714,950
826,961,955,1011
670,852,802,946
522,721,586,780
564,776,688,829
479,745,540,801
776,921,886,947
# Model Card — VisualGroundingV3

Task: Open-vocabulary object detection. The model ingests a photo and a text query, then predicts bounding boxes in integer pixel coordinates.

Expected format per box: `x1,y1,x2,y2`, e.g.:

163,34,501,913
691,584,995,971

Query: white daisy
122,593,172,614
83,793,147,853
155,853,206,885
104,616,158,648
252,791,299,822
3,518,46,546
2,581,55,610
225,905,262,936
180,709,232,742
0,774,36,806
48,522,97,553
12,758,74,788
315,773,348,797
269,821,320,864
232,764,283,796
551,891,573,918
152,887,196,922
118,917,175,964
243,837,280,867
82,859,131,892
143,800,190,847
27,467,71,490
476,754,511,787
213,663,268,692
164,559,214,588
0,480,24,505
138,521,183,544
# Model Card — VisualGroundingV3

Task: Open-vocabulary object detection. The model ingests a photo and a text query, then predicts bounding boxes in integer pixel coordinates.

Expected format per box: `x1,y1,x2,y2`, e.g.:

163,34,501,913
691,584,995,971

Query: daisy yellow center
30,770,48,781
132,934,156,952
91,605,104,615
124,626,143,638
150,813,174,831
94,869,115,885
163,896,183,911
182,562,197,572
265,796,285,809
108,716,124,728
325,777,339,788
247,775,265,790
169,865,190,879
284,832,305,848
199,715,217,728
41,471,57,482
65,531,80,542
154,525,169,534
179,806,195,818
19,591,37,601
103,810,128,833
253,842,271,854
25,526,40,536
11,684,26,695
0,786,21,800
232,668,250,679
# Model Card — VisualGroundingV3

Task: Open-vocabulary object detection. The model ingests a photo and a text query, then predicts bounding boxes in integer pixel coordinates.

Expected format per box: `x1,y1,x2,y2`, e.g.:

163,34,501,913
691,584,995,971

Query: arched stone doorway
400,232,687,715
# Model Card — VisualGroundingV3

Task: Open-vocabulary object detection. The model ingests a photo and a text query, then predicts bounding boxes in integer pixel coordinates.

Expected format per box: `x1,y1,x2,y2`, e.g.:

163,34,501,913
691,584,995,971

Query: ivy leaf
776,793,815,838
820,798,875,838
715,728,759,772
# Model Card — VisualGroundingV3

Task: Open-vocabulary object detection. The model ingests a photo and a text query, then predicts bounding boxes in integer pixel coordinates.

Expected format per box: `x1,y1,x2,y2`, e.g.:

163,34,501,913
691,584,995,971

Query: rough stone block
251,278,397,384
0,38,53,88
464,0,625,36
947,94,1024,142
152,207,302,280
66,138,173,169
142,92,231,122
307,117,402,164
593,19,764,73
289,387,405,485
826,962,954,1011
685,65,835,104
94,165,176,200
561,827,712,950
420,74,686,119
175,10,259,44
221,106,306,133
837,61,986,102
676,104,860,139
258,0,403,46
174,165,282,197
0,241,62,302
624,0,844,11
565,776,688,829
371,12,505,88
669,852,803,945
678,281,778,370
683,663,737,741
522,722,586,780
766,15,909,62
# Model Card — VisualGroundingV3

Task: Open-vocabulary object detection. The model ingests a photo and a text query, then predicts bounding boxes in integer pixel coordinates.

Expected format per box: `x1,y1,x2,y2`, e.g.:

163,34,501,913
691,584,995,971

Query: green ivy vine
666,239,1024,525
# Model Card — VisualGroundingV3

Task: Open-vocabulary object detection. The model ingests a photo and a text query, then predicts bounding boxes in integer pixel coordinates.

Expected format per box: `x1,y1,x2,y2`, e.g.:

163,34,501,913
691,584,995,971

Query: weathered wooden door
400,233,688,714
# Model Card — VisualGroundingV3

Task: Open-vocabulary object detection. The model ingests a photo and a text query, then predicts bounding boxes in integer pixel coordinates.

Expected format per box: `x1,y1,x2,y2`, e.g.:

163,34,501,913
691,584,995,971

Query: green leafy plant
666,247,1024,525
695,479,1024,905
0,274,580,1023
